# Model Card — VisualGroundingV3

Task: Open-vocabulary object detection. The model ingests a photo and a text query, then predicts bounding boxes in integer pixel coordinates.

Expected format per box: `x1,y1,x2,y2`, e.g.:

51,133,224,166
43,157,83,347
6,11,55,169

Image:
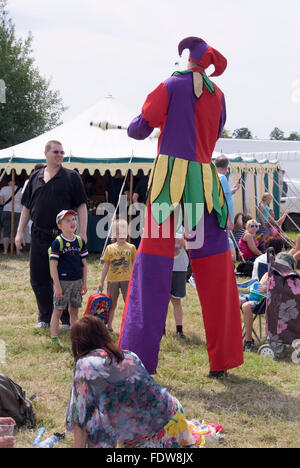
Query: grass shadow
0,263,14,271
169,374,300,423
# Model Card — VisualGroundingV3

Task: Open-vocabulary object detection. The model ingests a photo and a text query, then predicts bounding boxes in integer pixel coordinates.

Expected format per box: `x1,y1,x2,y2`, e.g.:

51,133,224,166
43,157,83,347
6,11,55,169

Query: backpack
48,235,83,276
236,261,254,277
0,375,36,429
84,289,112,324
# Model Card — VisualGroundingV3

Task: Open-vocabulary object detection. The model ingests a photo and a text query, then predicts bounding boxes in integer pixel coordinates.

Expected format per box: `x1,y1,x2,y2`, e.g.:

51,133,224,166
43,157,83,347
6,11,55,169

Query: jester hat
178,36,227,77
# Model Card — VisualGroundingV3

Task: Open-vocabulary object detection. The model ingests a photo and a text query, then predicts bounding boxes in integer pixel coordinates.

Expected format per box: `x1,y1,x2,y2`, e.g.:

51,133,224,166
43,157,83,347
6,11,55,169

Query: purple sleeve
127,114,154,140
218,93,227,138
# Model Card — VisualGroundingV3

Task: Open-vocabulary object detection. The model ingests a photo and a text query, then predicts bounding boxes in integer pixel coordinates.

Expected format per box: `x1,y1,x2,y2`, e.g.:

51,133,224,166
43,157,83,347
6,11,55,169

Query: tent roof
215,138,300,158
0,95,288,174
0,95,156,169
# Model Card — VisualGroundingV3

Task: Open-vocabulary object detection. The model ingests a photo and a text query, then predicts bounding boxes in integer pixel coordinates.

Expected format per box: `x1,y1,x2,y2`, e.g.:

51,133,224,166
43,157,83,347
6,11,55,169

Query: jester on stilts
119,36,244,378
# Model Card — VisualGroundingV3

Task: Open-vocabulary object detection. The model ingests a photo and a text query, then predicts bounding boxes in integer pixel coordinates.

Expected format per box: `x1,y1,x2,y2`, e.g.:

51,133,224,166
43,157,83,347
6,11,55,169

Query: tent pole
10,169,15,255
99,152,134,263
128,170,133,242
0,155,13,183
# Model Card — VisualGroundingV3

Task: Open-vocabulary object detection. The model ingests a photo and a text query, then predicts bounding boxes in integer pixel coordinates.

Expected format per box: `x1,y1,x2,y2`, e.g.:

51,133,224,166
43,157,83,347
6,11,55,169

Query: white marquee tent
215,138,300,180
0,95,156,175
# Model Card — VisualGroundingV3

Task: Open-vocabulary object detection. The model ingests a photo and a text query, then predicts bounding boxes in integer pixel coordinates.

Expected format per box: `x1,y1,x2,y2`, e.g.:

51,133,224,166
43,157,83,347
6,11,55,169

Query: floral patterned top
266,262,300,344
66,349,177,448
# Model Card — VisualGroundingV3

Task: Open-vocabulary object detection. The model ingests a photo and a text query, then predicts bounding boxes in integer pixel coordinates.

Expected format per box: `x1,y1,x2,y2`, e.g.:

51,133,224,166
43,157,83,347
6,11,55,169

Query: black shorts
2,211,20,238
170,271,187,299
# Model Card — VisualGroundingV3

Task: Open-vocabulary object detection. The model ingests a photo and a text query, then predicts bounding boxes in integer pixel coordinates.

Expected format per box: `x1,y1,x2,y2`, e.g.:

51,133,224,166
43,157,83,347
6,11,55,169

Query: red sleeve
141,82,169,129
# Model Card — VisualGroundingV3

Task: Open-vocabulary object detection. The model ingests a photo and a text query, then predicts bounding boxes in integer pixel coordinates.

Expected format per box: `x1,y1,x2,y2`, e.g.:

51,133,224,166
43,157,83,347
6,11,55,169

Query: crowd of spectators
0,168,150,253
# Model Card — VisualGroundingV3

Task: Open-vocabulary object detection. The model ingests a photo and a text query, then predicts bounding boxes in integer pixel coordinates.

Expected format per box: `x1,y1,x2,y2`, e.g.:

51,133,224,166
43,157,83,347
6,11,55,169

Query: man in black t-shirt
15,140,88,328
132,175,149,205
105,170,129,208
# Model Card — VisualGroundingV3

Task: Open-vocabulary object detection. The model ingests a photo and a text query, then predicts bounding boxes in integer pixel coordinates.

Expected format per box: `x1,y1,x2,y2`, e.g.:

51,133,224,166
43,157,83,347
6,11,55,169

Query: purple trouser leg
119,252,174,374
119,207,243,375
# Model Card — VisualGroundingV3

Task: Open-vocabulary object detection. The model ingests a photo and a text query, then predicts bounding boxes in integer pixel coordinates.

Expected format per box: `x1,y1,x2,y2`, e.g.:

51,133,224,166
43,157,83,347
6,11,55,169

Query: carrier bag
84,289,112,324
249,282,267,302
0,374,36,429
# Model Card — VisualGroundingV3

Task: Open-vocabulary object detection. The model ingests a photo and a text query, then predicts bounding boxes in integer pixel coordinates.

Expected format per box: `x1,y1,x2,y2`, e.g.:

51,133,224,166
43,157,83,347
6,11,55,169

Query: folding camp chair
236,259,268,290
237,278,256,290
237,274,267,345
239,249,277,346
257,262,268,281
242,297,266,345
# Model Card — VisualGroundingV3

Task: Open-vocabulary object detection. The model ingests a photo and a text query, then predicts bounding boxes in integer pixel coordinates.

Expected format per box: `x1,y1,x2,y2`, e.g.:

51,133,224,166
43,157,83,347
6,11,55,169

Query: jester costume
119,37,244,374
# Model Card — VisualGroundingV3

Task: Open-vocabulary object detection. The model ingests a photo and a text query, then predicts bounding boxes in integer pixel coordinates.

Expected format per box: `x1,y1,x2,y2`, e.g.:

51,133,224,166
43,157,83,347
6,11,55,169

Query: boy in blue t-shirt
49,209,88,345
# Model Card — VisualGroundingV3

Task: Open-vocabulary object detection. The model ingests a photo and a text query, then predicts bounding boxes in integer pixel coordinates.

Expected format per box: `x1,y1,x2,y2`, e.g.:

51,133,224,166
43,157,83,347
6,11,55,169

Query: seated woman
66,316,223,448
232,213,245,245
231,213,245,260
257,192,272,242
238,219,262,261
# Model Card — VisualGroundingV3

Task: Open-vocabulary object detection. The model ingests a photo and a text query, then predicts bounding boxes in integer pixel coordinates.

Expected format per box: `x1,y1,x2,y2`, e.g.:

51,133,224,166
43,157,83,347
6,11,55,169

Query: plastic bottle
33,428,45,447
37,432,65,448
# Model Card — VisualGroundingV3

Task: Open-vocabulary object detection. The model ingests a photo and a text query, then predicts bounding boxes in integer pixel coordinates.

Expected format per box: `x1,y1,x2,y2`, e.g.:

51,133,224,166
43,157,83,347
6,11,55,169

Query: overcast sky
6,0,300,139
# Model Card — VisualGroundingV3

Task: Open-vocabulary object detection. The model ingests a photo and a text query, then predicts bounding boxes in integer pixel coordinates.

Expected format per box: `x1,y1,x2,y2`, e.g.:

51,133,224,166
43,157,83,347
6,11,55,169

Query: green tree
221,128,232,138
232,127,253,139
0,0,65,149
270,127,284,140
286,132,300,141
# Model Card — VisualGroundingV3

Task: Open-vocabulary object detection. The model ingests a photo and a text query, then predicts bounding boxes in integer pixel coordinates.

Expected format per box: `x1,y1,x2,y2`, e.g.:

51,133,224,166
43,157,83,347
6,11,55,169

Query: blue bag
249,282,267,302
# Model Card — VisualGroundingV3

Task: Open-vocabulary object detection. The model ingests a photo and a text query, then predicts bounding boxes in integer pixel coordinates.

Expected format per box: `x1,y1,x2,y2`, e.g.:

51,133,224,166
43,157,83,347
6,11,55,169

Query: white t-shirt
173,246,189,272
251,253,268,280
173,227,189,272
0,185,23,213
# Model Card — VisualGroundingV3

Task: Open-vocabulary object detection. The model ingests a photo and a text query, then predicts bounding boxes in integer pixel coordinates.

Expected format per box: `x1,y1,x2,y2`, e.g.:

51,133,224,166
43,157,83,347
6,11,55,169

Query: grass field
1,248,300,448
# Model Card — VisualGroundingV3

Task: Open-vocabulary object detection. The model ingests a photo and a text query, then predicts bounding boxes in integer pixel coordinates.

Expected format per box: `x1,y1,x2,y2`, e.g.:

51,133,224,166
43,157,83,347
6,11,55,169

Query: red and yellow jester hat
178,36,227,77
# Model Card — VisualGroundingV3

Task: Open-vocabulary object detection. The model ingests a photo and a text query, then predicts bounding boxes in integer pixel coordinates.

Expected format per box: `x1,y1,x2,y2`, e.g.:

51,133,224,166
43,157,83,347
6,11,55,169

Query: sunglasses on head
52,150,65,155
250,224,259,228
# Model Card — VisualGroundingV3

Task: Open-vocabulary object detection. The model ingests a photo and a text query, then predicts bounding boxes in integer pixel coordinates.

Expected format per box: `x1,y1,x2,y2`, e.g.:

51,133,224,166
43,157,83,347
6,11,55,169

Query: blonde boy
99,219,136,331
